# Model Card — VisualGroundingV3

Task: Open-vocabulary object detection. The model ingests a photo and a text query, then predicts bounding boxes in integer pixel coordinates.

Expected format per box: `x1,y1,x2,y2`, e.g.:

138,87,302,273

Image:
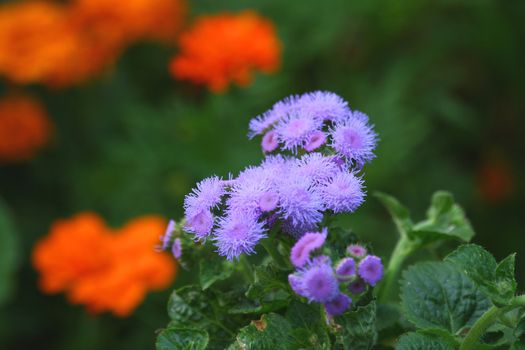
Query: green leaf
232,313,293,350
334,301,377,350
285,301,331,349
396,332,455,350
228,290,290,315
199,255,234,290
445,244,516,306
411,191,474,243
375,192,413,235
246,261,289,300
156,327,209,350
168,285,211,326
0,199,19,305
376,303,402,331
401,261,491,334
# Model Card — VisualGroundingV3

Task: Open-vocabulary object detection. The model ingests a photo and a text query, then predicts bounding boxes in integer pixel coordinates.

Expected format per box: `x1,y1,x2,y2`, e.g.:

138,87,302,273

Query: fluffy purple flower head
304,130,326,152
161,219,176,250
261,130,279,153
184,176,225,212
330,111,377,167
324,293,352,317
290,228,328,268
288,274,307,297
214,212,267,260
320,171,365,213
302,263,339,303
275,114,322,152
185,210,214,238
171,238,182,259
259,192,279,212
347,244,367,258
335,257,356,280
358,255,384,286
277,173,324,228
297,91,351,123
248,95,300,138
296,153,339,185
348,280,367,295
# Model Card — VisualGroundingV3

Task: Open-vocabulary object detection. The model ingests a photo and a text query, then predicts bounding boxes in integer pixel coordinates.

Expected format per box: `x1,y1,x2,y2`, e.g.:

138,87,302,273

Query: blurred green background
1,0,524,349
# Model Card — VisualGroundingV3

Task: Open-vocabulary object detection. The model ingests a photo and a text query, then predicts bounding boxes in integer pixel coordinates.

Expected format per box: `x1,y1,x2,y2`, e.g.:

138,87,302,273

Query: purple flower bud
358,255,383,286
171,238,182,259
347,244,367,258
288,274,307,297
348,280,367,295
261,130,279,153
304,130,326,152
161,219,176,250
324,293,352,317
290,229,327,268
302,263,339,303
185,210,214,238
335,257,356,280
259,191,279,212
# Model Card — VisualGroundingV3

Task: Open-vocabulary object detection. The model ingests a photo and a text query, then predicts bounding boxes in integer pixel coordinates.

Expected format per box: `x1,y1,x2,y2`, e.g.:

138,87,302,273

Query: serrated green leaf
199,256,234,290
411,191,474,243
445,244,516,306
246,262,288,300
232,313,293,350
285,301,331,349
0,199,19,305
334,301,377,350
375,192,413,235
396,332,455,350
168,285,211,326
401,261,491,334
156,327,209,350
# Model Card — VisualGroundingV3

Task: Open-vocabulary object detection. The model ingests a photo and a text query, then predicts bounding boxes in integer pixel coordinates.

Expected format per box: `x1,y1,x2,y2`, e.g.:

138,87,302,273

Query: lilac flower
358,255,384,286
277,176,324,228
261,130,279,153
248,95,300,138
324,293,352,317
304,130,326,152
320,171,365,213
330,112,377,167
171,238,182,259
288,274,307,297
335,257,356,280
281,219,319,238
347,244,367,258
214,212,267,260
259,192,279,212
348,280,367,295
295,153,339,185
161,219,176,250
311,255,331,266
185,210,214,238
290,229,327,268
274,114,322,152
297,91,351,123
302,262,339,303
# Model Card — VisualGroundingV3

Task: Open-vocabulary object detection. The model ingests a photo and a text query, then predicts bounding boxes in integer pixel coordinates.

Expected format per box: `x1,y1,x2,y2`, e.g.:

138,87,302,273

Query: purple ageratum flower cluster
249,91,377,168
158,219,183,260
182,91,376,260
182,153,365,260
288,236,384,317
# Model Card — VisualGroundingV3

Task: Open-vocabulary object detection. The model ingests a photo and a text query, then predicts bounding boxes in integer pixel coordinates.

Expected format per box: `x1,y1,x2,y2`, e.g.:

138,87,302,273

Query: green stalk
378,235,417,303
239,255,254,283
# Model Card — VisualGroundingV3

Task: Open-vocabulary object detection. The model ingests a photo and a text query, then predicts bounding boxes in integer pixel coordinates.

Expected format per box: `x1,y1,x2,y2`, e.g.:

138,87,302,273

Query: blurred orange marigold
0,95,52,162
170,11,281,92
32,213,177,317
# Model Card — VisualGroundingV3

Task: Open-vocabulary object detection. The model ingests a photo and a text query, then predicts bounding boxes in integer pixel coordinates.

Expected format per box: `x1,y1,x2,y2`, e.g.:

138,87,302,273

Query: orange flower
170,11,281,92
477,152,514,204
71,0,186,46
0,95,52,162
33,213,177,317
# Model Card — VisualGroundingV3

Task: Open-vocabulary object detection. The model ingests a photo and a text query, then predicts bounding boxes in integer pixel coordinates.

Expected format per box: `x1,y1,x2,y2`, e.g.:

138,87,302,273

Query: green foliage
199,255,234,290
230,314,293,350
396,332,455,350
445,244,517,306
0,198,19,306
400,261,491,333
156,328,209,350
334,301,378,350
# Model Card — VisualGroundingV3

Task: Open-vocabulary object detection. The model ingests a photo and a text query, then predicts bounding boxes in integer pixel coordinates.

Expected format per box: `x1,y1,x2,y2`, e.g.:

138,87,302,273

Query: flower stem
239,255,254,283
459,306,506,350
378,235,417,303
